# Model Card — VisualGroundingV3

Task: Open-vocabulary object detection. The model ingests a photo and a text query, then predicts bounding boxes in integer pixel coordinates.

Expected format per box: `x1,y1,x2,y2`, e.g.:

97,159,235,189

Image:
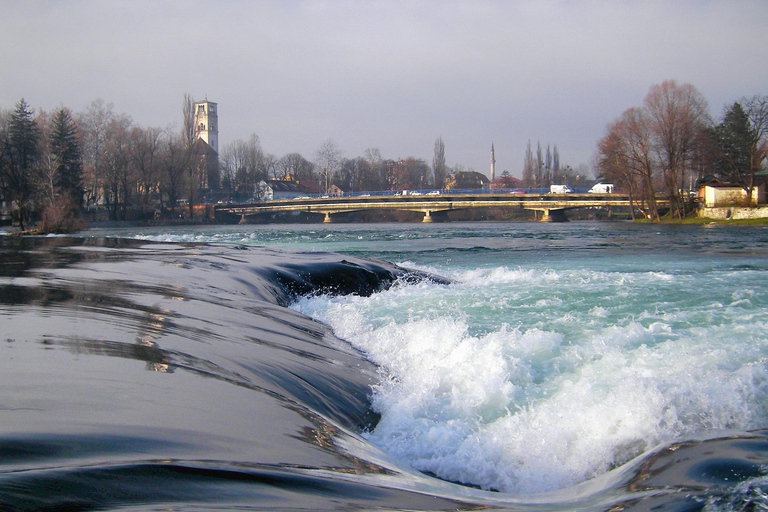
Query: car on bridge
588,183,614,194
549,185,573,194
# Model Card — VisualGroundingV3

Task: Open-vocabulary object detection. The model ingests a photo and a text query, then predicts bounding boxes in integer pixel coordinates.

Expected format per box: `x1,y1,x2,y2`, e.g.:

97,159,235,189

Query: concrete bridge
215,193,667,223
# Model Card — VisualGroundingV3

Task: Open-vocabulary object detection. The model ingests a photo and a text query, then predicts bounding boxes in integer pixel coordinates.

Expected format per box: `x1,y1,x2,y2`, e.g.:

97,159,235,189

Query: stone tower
490,143,496,182
193,99,218,153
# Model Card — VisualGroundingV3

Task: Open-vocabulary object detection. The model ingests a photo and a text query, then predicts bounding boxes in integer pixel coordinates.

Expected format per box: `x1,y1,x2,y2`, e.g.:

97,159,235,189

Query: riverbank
5,206,768,235
657,206,768,225
698,205,768,222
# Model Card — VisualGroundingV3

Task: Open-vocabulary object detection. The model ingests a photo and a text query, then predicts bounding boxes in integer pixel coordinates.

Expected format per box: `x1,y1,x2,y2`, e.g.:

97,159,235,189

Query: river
3,220,768,511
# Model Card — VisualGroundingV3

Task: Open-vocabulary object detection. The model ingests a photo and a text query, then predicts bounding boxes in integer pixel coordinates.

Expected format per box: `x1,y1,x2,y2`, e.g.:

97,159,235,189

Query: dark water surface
2,225,768,511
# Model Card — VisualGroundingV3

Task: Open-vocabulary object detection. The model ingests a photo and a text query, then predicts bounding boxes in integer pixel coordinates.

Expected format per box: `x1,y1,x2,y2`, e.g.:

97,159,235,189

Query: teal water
84,221,768,495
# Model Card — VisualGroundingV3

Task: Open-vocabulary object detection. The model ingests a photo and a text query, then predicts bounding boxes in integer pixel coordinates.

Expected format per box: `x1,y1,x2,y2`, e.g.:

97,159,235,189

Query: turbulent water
4,221,768,511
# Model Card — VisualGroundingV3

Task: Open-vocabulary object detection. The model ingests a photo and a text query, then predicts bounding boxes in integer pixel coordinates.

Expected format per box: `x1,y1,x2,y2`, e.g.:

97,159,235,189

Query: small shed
698,180,764,207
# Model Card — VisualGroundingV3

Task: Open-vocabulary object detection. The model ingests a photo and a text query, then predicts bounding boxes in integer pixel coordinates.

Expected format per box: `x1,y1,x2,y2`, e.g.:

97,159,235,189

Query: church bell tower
193,99,218,153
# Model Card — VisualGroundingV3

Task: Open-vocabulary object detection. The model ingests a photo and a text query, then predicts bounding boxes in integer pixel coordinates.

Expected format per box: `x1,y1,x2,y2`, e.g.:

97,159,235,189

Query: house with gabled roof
256,180,310,201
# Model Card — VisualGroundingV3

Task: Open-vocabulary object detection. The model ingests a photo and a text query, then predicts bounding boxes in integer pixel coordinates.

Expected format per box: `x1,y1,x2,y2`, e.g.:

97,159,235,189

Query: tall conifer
50,108,83,208
2,99,40,229
712,102,759,195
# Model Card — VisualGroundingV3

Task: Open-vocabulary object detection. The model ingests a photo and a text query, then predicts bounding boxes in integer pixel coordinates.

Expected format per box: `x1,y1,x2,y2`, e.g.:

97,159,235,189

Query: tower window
198,105,205,113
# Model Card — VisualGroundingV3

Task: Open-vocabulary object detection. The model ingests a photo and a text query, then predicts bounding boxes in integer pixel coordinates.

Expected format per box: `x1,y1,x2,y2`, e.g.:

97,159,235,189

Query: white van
549,185,573,194
588,183,614,194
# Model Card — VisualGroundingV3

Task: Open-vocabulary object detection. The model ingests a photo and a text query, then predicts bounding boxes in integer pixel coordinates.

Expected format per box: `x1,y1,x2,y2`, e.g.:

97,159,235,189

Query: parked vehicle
549,185,573,194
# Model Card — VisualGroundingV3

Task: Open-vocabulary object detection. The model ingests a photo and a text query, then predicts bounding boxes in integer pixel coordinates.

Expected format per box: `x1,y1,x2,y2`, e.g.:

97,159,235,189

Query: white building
699,182,764,207
256,180,310,201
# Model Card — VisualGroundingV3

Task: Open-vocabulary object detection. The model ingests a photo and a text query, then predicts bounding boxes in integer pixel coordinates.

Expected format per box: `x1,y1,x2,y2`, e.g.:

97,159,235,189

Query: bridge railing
213,187,623,205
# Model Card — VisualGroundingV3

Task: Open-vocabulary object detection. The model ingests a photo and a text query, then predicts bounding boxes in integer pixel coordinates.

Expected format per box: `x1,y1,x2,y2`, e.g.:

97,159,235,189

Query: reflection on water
136,311,174,373
49,335,175,374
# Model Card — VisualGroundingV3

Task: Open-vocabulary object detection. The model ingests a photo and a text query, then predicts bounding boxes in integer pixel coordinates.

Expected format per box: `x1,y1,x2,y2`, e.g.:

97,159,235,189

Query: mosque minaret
490,143,496,181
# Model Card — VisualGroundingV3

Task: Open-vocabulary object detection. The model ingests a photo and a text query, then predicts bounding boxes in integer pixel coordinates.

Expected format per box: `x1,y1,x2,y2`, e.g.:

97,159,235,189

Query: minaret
490,143,496,181
193,99,218,153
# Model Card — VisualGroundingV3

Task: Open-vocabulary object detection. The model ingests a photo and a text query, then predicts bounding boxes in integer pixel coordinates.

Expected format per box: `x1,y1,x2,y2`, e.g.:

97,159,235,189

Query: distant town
0,81,766,231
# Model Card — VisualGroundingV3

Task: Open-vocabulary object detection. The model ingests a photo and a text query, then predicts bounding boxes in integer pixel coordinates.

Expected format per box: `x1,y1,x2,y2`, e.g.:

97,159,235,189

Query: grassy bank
646,215,768,226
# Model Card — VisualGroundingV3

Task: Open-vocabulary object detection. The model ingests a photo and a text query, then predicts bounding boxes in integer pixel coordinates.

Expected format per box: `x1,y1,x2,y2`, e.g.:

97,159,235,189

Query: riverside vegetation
1,82,766,233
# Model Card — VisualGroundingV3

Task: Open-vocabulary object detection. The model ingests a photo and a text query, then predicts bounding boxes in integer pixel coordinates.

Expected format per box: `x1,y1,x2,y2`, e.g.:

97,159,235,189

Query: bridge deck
215,193,662,222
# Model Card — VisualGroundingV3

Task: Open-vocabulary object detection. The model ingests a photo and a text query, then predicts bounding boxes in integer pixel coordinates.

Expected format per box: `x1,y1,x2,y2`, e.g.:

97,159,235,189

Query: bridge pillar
422,210,433,223
541,209,568,222
239,214,248,224
323,212,332,223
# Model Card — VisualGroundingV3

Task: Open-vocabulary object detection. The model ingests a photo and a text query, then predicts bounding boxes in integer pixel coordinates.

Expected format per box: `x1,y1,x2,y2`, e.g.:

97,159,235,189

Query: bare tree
364,147,381,167
644,80,709,218
101,114,134,220
363,147,387,191
181,93,196,154
34,110,58,206
220,142,241,201
159,130,187,211
220,134,265,200
315,139,342,194
278,152,314,183
743,95,768,174
597,108,660,221
261,152,278,181
130,125,163,213
77,99,116,209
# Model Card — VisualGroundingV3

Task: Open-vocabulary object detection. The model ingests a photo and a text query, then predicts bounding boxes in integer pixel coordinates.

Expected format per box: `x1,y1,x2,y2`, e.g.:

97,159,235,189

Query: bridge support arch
540,208,569,222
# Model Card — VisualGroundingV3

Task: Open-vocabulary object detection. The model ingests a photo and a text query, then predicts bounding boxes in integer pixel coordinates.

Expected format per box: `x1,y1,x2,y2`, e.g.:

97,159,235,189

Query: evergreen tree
522,140,535,187
9,99,39,172
545,145,552,185
50,108,83,209
1,99,40,229
712,102,759,194
536,142,543,186
433,136,446,188
49,108,83,208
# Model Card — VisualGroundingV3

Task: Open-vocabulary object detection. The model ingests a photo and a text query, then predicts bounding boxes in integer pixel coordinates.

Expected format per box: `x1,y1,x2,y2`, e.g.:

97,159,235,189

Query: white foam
292,264,768,494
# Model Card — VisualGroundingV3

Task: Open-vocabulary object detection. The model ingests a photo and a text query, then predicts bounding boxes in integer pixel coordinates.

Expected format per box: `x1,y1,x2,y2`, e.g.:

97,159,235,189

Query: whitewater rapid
292,262,768,494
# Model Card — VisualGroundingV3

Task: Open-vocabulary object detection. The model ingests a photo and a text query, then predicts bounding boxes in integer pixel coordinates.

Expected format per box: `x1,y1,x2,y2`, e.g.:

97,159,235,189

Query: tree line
4,81,763,231
219,138,436,201
520,141,590,190
0,95,218,230
596,80,768,221
0,96,471,231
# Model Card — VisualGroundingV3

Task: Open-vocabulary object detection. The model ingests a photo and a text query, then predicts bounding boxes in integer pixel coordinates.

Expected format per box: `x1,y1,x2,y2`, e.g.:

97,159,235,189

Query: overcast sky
2,1,766,178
